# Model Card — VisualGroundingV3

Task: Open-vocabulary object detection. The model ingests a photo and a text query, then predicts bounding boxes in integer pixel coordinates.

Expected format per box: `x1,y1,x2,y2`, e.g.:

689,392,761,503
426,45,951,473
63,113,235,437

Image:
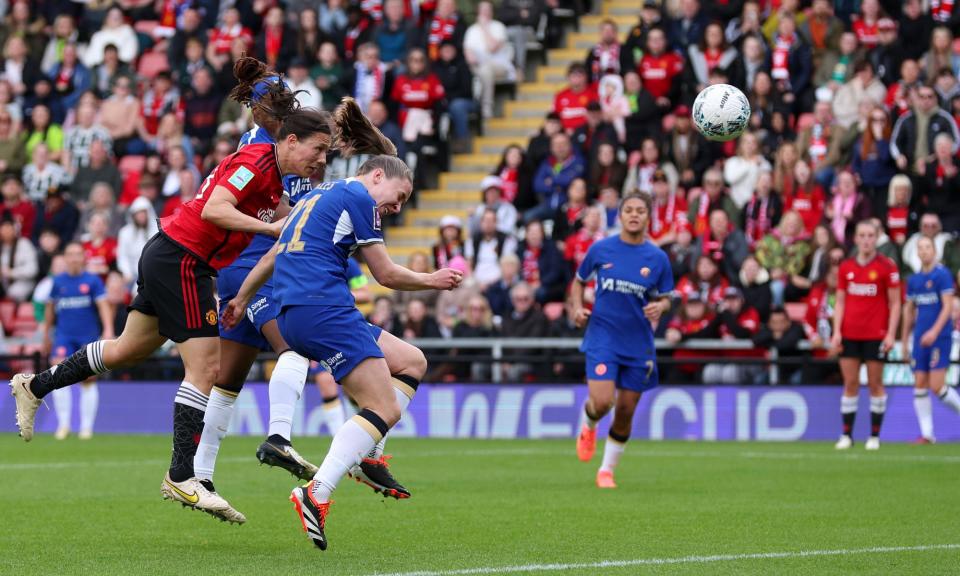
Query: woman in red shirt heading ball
831,220,901,451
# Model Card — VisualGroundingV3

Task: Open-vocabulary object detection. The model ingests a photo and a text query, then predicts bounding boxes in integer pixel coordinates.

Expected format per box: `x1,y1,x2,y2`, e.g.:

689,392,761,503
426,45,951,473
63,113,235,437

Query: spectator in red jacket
784,160,826,236
391,48,445,145
81,212,116,280
0,176,35,239
649,168,688,247
665,291,716,383
702,286,764,384
638,27,683,106
675,254,730,307
554,62,598,132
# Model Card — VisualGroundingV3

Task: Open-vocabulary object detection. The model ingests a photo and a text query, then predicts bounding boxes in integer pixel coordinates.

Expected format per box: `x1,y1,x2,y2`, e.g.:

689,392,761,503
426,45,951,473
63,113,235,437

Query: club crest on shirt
868,270,878,280
79,283,89,294
373,207,382,231
602,263,614,269
927,280,934,289
640,267,651,277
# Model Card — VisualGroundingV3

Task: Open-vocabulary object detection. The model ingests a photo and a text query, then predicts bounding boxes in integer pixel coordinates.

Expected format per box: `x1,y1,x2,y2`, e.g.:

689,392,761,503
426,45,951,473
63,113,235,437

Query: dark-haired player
831,220,901,451
572,192,673,489
223,156,462,549
10,63,333,522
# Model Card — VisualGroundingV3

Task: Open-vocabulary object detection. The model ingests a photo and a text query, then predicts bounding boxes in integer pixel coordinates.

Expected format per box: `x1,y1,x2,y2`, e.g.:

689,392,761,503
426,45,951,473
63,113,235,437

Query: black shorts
840,339,884,362
129,232,219,343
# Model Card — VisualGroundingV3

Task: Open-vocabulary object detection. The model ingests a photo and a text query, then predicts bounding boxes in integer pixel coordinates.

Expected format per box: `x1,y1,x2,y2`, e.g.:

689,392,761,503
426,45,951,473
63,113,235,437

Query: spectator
341,4,375,63
851,106,896,211
2,36,43,98
116,196,157,285
468,176,518,237
83,7,138,67
676,253,730,307
0,212,36,301
517,219,566,304
492,144,530,207
746,70,784,135
563,205,604,274
402,298,442,339
33,185,79,246
753,307,807,384
826,170,872,247
183,68,222,156
484,252,521,318
0,80,22,130
391,48,445,147
451,294,495,381
72,140,122,207
500,281,551,381
771,141,799,197
803,261,839,353
899,0,934,62
0,177,34,238
739,255,774,322
175,37,212,95
883,175,915,247
887,59,923,119
286,59,322,110
100,77,143,156
814,30,860,98
693,209,750,283
158,170,195,219
77,182,123,237
726,34,768,95
919,133,960,233
832,60,886,129
344,43,392,114
138,72,182,142
922,26,960,81
466,207,518,289
783,160,825,236
649,168,688,247
47,43,90,113
393,251,440,311
529,132,586,222
25,104,65,161
871,18,902,86
552,177,590,242
0,111,25,177
373,0,414,69
586,18,625,83
572,101,618,164
724,132,772,209
80,212,116,278
800,0,844,68
319,0,349,36
497,0,542,77
436,256,481,337
597,74,630,144
890,84,960,175
588,142,626,197
755,211,813,304
687,168,739,235
425,0,468,57
702,286,763,384
554,62,598,133
686,21,737,96
668,225,697,281
62,101,111,175
255,6,297,72
797,100,847,187
464,1,516,120
742,171,783,246
41,14,81,71
664,104,713,190
433,214,465,270
312,42,346,111
669,0,709,53
903,213,958,274
622,72,661,151
366,295,403,337
526,112,563,174
435,40,476,153
207,8,253,72
22,144,68,203
160,146,199,199
664,292,716,383
769,16,812,112
638,28,684,107
624,137,678,196
623,0,666,71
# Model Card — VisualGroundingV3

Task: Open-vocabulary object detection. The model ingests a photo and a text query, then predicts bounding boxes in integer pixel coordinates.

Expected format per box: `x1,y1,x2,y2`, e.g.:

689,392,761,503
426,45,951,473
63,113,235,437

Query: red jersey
0,200,36,238
563,228,603,271
390,73,445,126
160,143,282,270
675,275,729,307
554,85,599,131
852,19,879,49
886,206,909,245
83,238,118,278
784,185,825,235
209,25,253,55
638,52,683,99
837,255,900,340
649,192,688,241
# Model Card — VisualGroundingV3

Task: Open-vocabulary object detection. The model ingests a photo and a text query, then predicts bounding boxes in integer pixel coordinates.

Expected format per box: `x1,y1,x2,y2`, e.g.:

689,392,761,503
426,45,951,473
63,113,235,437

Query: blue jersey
274,178,383,310
231,125,313,268
907,264,955,344
576,237,673,361
50,271,105,339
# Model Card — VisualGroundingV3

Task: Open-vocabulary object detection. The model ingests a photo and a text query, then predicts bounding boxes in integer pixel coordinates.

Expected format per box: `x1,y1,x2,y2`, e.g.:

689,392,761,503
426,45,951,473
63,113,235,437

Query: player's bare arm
201,185,285,237
922,290,953,347
361,242,462,291
882,285,901,353
901,299,914,355
643,296,671,323
570,277,591,328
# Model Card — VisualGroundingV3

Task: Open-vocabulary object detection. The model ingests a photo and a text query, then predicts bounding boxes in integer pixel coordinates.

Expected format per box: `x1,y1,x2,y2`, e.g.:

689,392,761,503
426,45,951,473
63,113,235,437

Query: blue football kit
49,271,106,358
907,264,955,373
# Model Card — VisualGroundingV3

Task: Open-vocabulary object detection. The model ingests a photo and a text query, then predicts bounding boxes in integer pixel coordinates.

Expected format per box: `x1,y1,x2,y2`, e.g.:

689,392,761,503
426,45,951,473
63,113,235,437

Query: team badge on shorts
640,267,650,277
206,310,218,326
595,363,608,376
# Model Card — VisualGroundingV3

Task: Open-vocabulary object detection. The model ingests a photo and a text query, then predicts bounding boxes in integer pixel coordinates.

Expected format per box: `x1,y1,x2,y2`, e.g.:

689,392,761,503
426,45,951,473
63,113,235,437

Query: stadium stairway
366,7,636,303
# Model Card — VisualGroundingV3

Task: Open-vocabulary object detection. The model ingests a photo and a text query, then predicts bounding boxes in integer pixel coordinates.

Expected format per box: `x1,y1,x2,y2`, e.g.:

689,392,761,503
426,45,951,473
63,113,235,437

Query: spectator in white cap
468,175,518,237
432,214,465,269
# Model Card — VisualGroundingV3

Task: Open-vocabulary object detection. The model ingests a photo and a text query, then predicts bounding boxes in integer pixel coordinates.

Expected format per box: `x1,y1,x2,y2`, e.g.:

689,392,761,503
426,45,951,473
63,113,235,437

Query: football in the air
691,84,752,142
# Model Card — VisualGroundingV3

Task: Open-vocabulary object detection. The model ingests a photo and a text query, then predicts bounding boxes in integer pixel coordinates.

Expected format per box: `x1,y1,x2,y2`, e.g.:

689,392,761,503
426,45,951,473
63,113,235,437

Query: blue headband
249,75,289,106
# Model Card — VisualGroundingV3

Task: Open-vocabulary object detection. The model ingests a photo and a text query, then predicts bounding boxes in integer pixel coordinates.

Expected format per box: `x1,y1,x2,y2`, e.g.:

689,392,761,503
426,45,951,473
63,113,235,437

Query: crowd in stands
6,0,960,384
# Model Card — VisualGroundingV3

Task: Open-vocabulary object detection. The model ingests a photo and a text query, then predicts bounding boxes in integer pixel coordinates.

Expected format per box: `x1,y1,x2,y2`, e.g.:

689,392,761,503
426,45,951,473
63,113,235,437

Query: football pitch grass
1,435,958,576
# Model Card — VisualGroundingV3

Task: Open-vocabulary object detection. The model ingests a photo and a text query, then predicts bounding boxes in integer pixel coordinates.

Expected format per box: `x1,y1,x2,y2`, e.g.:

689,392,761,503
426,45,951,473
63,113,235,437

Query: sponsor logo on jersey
846,272,855,280
847,282,878,297
373,207,382,231
228,166,255,191
257,207,276,223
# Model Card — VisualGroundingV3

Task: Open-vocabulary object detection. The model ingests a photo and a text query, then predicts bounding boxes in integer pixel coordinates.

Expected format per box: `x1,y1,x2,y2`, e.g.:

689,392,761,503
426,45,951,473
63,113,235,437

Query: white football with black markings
691,84,752,142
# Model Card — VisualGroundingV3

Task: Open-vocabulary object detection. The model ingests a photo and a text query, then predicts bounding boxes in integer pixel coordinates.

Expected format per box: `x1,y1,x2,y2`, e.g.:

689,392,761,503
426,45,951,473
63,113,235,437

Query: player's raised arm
201,185,284,237
222,243,279,330
362,242,462,291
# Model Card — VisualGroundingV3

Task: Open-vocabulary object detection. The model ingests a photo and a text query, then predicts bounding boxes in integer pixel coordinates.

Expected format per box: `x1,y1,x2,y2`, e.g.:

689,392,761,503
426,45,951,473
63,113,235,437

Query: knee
190,357,220,389
590,393,614,415
373,399,401,428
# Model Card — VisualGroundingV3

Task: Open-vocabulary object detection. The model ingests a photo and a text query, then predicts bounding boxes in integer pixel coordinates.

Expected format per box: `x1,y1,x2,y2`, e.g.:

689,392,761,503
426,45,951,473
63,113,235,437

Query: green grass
1,436,958,576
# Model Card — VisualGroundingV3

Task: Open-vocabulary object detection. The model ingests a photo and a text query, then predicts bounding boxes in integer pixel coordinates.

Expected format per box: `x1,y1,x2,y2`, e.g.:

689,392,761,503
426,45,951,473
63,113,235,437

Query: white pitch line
369,543,960,576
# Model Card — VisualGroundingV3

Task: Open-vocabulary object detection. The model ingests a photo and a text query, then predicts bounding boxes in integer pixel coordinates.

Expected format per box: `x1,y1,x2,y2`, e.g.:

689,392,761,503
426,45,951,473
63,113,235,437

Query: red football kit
649,192,688,242
554,85,599,131
837,255,900,340
160,143,283,270
784,184,825,235
638,52,683,99
390,73,445,126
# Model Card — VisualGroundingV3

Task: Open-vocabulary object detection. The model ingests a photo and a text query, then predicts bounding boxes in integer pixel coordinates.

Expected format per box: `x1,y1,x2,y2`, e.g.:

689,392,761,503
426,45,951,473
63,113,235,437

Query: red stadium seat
137,51,170,80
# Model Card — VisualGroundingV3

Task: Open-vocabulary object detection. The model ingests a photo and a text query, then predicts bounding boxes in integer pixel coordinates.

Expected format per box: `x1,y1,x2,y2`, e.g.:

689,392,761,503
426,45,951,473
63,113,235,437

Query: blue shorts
280,305,384,381
586,355,659,392
911,340,952,373
217,265,271,351
52,336,97,359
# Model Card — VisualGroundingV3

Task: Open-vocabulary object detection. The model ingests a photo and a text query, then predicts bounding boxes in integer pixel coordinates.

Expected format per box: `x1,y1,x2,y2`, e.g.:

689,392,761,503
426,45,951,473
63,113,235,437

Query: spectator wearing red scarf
769,17,812,109
138,72,182,138
742,172,783,247
687,168,740,235
422,0,466,60
851,0,883,49
255,6,296,71
649,169,688,246
586,19,625,82
692,209,750,282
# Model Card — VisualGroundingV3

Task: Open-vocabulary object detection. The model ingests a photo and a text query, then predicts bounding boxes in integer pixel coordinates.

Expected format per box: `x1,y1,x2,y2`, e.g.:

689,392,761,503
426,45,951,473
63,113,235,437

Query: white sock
194,388,238,481
870,394,888,414
312,415,382,502
938,386,960,414
79,383,98,434
322,397,346,435
914,389,934,440
52,387,71,430
581,400,600,430
268,351,310,440
599,436,625,472
368,381,413,459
